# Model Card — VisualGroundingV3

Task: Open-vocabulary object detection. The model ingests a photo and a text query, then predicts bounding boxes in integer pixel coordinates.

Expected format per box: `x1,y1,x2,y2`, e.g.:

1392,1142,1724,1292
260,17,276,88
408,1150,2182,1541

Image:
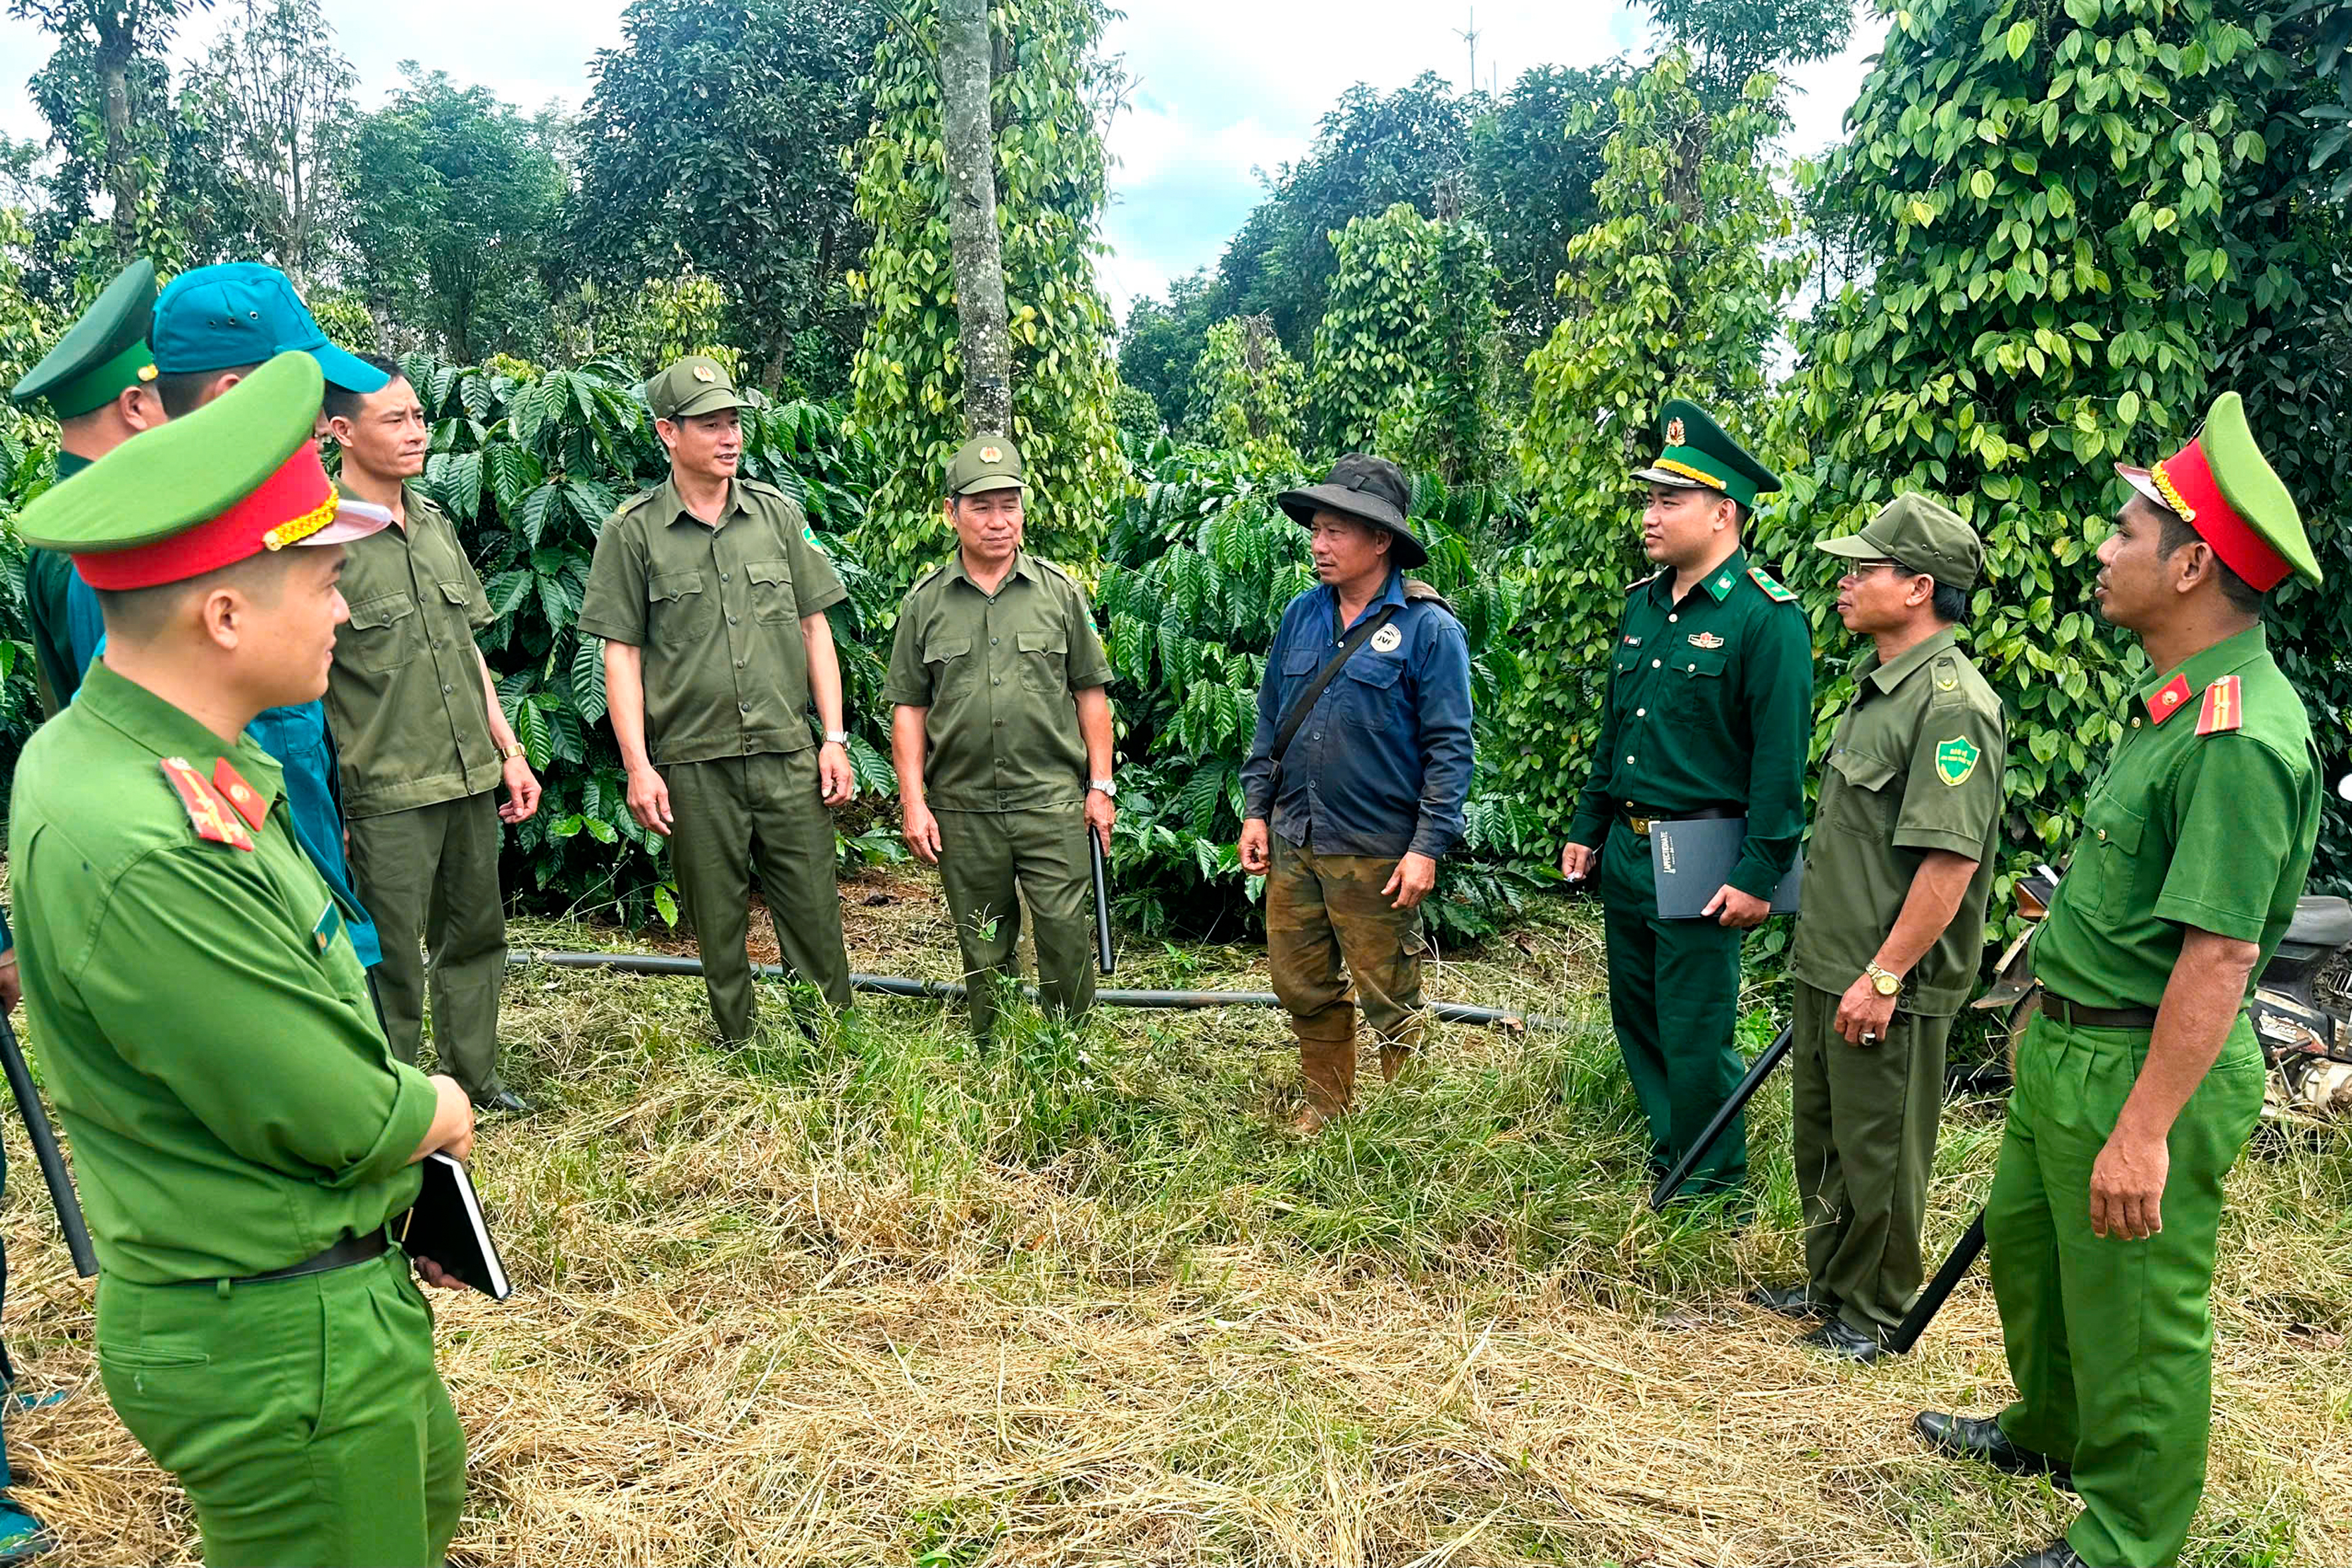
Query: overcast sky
0,0,1887,319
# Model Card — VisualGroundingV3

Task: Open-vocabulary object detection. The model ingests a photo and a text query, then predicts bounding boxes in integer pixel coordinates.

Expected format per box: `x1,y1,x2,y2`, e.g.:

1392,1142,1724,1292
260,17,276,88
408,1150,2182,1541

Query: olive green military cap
945,434,1027,497
1634,398,1780,510
1817,493,1984,591
10,258,159,419
646,355,747,422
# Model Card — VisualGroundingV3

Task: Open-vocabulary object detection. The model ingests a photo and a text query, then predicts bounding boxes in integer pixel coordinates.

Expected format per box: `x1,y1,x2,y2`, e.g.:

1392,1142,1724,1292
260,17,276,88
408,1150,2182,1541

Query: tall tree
569,0,877,396
190,0,354,284
1466,62,1626,365
937,0,1010,435
1117,268,1217,430
343,66,567,362
848,0,1125,572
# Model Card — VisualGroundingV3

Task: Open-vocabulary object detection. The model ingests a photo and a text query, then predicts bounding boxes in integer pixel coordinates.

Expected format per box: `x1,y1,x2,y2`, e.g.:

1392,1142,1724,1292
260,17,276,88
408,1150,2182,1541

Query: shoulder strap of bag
1269,603,1403,771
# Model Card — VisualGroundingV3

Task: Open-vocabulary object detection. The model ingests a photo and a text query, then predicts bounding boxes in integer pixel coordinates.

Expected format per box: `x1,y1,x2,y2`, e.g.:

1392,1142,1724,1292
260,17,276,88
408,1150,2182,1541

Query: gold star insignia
691,364,715,383
1666,418,1687,445
980,445,1002,463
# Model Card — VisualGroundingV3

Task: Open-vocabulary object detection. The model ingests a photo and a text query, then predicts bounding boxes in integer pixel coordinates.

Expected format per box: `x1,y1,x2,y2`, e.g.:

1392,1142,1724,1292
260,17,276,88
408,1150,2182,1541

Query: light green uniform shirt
578,477,848,766
883,551,1111,812
2033,621,2320,1012
7,663,439,1284
1790,627,2008,1017
325,485,503,818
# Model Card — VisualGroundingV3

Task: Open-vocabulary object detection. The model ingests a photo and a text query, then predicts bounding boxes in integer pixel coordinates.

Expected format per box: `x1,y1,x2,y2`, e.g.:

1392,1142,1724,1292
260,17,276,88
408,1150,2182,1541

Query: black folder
400,1153,512,1300
1651,817,1803,919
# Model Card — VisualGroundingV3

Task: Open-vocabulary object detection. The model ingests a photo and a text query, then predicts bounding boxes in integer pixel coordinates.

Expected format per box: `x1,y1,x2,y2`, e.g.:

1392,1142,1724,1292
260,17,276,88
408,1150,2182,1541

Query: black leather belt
2039,992,2159,1031
214,1229,390,1287
1617,803,1741,836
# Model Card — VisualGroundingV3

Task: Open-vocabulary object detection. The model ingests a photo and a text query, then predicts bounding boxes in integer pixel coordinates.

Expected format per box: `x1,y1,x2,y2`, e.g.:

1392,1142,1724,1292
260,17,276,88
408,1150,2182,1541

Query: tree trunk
96,10,139,261
937,0,1011,437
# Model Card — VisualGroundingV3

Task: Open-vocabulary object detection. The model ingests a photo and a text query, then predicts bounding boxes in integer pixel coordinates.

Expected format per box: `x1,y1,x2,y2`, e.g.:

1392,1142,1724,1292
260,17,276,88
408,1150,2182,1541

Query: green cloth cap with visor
1816,493,1985,591
945,435,1028,497
10,258,159,418
647,356,748,422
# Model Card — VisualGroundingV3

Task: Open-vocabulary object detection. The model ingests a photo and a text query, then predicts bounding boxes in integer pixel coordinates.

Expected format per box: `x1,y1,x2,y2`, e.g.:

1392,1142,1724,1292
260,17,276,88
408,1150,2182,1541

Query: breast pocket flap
1344,655,1405,689
346,591,414,631
1828,748,1901,792
745,558,791,588
649,570,706,603
1016,630,1067,655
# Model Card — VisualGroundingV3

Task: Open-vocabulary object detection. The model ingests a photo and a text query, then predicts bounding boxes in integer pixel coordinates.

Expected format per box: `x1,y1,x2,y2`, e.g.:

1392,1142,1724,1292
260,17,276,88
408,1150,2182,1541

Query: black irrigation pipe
509,949,1572,1034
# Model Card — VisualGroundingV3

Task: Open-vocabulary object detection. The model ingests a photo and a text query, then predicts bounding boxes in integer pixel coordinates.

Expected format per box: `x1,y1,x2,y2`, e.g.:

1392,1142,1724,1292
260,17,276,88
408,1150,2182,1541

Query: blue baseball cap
151,262,390,394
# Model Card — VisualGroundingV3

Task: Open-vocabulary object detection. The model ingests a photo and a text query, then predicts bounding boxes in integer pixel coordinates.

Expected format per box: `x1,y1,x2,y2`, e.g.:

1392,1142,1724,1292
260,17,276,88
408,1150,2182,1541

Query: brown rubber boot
1291,1013,1358,1134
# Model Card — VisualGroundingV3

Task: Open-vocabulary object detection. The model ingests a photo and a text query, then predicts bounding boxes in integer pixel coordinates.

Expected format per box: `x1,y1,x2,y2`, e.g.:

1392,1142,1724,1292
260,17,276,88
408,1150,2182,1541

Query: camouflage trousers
1265,832,1431,1115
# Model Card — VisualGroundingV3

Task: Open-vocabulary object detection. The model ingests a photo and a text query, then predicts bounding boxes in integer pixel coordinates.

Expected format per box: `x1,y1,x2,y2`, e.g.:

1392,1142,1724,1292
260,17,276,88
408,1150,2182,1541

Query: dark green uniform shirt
324,485,503,819
25,451,95,715
2033,622,2319,1012
7,664,439,1284
1791,628,2007,1016
884,551,1111,811
1567,548,1815,900
578,477,848,767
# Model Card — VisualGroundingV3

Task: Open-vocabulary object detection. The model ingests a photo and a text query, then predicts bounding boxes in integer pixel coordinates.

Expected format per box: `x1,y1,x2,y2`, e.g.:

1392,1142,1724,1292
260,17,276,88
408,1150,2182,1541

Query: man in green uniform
321,354,540,1115
1558,400,1812,1197
886,437,1117,1042
1916,392,2322,1568
7,352,480,1567
580,355,855,1043
7,258,164,714
1760,495,2006,1362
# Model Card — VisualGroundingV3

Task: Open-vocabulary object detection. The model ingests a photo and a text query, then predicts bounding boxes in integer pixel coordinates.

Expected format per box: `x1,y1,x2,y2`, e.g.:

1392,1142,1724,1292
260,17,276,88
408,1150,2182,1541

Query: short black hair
94,548,295,642
321,354,406,425
153,363,262,419
1888,556,1968,627
2155,505,2265,616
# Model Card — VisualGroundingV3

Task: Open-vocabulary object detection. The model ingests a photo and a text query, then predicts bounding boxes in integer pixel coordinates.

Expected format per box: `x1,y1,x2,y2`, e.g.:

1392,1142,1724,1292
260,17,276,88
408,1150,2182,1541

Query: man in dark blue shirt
1239,455,1474,1133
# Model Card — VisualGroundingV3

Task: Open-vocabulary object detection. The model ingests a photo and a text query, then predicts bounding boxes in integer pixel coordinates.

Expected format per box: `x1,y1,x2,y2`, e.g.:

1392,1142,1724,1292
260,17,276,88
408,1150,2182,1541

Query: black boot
1747,1281,1834,1320
1913,1411,2074,1490
1802,1316,1890,1365
1988,1540,2088,1568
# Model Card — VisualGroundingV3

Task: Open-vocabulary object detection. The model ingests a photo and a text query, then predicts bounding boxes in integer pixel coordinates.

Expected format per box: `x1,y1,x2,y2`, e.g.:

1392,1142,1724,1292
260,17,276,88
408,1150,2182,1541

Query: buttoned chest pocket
2074,793,2148,926
1824,747,1903,838
745,558,796,624
1017,629,1069,695
1341,653,1409,731
342,591,420,674
434,580,478,639
925,635,976,702
649,570,715,641
1666,644,1729,717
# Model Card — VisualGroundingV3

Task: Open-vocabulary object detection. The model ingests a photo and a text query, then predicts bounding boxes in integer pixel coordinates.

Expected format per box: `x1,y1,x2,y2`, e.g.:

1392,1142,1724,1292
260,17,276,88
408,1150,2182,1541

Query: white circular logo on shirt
1370,625,1403,653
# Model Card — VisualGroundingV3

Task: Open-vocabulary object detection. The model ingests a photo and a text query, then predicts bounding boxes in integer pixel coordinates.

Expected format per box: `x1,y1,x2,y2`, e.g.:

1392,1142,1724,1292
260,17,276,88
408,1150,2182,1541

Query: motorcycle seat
2284,896,2352,949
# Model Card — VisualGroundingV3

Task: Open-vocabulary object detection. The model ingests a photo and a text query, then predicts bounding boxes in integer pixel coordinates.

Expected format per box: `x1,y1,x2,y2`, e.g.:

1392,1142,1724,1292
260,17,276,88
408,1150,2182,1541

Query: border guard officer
7,352,480,1567
1558,400,1812,1198
1915,393,2322,1568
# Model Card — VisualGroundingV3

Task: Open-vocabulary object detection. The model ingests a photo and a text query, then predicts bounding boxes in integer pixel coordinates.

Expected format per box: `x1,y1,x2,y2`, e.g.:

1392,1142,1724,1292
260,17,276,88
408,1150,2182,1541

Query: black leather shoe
1990,1540,2087,1568
1913,1411,2074,1490
1749,1282,1835,1320
1802,1316,1889,1364
471,1088,533,1117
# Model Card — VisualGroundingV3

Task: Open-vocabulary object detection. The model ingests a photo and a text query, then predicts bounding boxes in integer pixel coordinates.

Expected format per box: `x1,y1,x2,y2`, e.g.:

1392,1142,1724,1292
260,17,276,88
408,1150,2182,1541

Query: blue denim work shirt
1241,570,1475,859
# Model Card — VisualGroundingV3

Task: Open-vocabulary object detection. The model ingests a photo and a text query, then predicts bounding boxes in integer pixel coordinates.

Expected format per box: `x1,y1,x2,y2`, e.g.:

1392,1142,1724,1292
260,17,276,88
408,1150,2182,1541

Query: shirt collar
1324,567,1407,630
333,479,431,534
75,661,286,807
53,450,93,481
1858,626,1960,694
657,475,749,529
945,548,1037,591
1656,547,1748,605
2136,621,2269,726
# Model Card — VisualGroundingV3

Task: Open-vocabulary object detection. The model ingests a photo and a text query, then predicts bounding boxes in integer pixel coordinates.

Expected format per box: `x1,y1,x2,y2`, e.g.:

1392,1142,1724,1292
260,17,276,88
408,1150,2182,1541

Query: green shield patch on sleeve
1935,736,1982,787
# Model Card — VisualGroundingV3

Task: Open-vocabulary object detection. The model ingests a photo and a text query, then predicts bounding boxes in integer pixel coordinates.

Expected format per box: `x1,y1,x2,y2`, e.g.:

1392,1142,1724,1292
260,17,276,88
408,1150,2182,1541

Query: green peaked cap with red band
2118,391,2318,591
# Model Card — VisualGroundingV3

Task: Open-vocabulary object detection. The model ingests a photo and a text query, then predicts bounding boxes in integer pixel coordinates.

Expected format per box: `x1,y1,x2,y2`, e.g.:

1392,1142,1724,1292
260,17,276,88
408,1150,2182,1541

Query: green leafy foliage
1306,203,1442,457
847,0,1126,576
1375,218,1504,485
1187,313,1304,468
1507,52,1806,817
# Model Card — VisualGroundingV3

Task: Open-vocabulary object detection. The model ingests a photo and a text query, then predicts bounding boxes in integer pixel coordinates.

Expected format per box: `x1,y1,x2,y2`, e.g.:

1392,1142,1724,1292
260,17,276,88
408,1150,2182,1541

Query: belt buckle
1628,815,1652,836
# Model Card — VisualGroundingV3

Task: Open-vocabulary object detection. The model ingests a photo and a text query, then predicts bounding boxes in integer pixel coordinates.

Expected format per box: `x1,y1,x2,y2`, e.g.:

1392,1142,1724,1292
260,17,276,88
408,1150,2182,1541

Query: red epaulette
159,757,255,850
2195,675,2242,736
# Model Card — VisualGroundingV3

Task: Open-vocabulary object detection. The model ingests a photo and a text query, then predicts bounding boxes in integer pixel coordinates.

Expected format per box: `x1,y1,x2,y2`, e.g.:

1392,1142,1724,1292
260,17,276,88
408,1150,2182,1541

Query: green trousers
1598,821,1748,1192
1265,833,1429,1113
1988,1011,2265,1567
935,805,1097,1040
1789,982,1950,1337
96,1249,465,1567
665,749,852,1044
347,792,507,1099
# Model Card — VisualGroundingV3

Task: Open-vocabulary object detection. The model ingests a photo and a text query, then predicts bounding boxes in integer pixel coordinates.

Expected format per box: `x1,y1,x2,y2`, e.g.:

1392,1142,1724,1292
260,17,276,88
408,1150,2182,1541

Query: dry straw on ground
3,872,2347,1565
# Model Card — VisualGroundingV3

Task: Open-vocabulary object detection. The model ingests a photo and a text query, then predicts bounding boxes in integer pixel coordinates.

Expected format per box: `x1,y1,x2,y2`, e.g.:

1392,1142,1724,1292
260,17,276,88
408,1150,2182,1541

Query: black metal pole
1088,828,1115,976
1885,1208,1988,1354
1650,1024,1793,1209
0,1011,97,1279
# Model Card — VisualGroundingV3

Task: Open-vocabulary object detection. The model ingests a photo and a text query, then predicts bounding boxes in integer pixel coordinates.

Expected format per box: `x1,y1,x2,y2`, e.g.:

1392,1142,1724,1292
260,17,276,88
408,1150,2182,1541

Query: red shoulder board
210,757,269,831
2195,675,2242,736
159,757,256,851
2146,673,2193,726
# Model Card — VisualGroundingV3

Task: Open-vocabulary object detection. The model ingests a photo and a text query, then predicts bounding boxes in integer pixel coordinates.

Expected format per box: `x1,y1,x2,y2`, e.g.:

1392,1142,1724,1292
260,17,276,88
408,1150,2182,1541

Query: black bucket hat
1275,453,1427,569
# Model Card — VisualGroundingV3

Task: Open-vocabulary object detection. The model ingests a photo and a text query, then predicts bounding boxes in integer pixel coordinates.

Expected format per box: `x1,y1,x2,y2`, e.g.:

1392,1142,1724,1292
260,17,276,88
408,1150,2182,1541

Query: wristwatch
1088,778,1117,799
823,730,850,745
1864,961,1903,997
499,741,526,763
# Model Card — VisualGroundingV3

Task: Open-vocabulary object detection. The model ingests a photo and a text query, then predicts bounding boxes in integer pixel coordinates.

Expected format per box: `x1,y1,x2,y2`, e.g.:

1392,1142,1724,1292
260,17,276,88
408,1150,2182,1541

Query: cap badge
1371,625,1403,653
1687,631,1724,649
1666,417,1687,446
979,445,1002,464
691,364,716,383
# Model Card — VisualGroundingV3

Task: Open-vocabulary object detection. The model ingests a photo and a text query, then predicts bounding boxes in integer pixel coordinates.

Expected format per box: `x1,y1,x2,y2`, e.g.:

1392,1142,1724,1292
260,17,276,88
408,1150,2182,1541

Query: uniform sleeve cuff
329,1063,439,1191
1729,862,1783,902
574,615,640,645
1891,826,1989,860
2150,894,2270,945
798,584,850,617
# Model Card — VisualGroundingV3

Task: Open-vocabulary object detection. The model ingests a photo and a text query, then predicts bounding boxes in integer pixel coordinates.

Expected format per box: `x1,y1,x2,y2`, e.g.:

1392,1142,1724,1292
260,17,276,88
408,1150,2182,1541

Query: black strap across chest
1269,604,1403,773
